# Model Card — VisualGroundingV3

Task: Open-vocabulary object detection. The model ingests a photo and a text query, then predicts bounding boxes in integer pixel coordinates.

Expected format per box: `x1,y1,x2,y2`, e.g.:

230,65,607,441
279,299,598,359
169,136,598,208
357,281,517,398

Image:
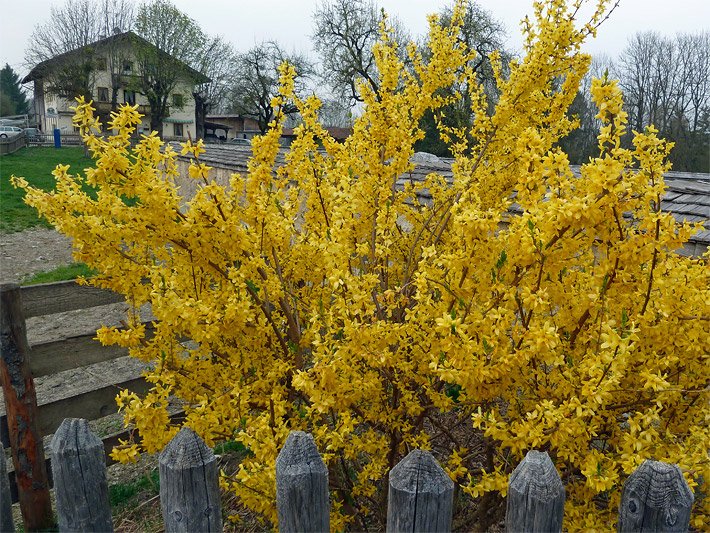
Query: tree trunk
193,93,206,140
149,98,165,137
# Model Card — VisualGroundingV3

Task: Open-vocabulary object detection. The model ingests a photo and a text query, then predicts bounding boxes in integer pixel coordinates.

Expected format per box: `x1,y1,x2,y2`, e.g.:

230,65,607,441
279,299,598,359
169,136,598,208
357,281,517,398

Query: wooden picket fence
0,281,697,531
0,420,695,532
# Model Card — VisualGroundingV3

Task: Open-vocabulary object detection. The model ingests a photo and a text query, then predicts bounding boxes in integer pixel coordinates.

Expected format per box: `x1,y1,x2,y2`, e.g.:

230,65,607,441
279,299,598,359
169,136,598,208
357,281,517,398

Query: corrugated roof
172,144,710,252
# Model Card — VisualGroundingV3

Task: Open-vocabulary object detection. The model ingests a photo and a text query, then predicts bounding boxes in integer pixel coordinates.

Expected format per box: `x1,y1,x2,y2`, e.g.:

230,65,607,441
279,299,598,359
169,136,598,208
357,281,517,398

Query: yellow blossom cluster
11,0,708,529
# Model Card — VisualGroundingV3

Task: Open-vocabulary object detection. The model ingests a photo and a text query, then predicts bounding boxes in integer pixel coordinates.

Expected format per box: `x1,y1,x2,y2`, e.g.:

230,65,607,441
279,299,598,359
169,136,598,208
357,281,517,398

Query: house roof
22,31,210,84
282,127,353,140
172,144,710,255
206,114,255,120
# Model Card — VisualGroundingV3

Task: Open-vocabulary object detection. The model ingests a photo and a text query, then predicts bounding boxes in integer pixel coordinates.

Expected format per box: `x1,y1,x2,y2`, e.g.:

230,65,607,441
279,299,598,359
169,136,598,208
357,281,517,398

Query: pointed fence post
0,283,53,530
386,449,454,533
506,450,565,533
276,431,329,533
159,427,222,533
617,460,693,532
0,453,14,533
50,418,112,532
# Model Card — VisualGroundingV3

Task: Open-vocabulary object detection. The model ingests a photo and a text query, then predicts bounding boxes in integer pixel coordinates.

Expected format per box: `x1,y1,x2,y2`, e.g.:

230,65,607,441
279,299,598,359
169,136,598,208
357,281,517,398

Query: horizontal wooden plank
37,376,151,438
29,335,128,378
28,322,155,378
21,280,123,318
1,375,150,447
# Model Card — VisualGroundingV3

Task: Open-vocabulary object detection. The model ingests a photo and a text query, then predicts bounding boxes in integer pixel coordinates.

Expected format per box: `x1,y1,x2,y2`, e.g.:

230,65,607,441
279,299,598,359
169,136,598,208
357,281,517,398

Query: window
172,93,184,108
123,90,136,105
96,57,107,71
97,87,109,102
173,123,183,137
123,61,133,73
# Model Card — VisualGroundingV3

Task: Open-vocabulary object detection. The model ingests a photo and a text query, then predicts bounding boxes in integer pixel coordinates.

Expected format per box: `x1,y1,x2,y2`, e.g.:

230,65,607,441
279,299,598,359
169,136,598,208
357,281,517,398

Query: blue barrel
53,128,61,148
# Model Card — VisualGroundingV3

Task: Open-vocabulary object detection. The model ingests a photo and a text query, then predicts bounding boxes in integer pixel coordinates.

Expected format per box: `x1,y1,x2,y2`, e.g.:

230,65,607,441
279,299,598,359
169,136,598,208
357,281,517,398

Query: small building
205,114,261,140
23,31,209,140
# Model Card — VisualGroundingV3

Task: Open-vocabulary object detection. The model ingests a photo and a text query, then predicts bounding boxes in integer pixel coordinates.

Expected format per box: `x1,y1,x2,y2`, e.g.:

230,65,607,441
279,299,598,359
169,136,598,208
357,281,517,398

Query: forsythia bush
14,0,708,529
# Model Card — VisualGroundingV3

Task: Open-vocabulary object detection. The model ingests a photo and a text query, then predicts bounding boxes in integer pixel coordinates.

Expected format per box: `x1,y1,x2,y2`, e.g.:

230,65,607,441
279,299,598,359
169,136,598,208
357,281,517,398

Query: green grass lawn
21,262,97,285
0,146,93,233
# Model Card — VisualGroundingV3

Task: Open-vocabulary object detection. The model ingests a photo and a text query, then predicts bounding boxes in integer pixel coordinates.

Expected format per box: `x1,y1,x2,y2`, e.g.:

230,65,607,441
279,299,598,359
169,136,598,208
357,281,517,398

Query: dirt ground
0,227,142,340
0,227,74,285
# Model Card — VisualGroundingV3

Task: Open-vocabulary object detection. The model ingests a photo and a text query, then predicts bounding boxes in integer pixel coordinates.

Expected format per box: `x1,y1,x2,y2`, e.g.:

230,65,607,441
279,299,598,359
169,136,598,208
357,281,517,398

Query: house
23,31,209,140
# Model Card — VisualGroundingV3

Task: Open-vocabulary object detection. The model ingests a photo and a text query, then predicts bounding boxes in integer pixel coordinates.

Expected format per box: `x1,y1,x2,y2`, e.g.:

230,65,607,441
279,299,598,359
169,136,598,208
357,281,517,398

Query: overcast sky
1,0,708,81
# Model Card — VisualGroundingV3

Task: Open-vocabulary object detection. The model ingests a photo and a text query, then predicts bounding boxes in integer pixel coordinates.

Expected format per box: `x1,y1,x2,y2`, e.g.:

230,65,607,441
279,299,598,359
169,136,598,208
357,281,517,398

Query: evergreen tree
0,64,30,116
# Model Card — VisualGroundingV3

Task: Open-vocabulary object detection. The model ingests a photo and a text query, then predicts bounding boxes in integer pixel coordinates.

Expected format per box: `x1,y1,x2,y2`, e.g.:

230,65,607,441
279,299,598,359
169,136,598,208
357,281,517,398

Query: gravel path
0,228,137,341
0,228,74,284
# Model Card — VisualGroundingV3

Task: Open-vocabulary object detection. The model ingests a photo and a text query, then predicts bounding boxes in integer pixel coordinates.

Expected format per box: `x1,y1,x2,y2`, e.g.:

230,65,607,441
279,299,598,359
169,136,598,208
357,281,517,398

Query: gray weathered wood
617,460,693,532
276,431,329,533
0,374,149,447
159,427,222,533
29,334,127,378
0,456,14,532
0,283,53,530
4,409,185,505
506,450,565,533
386,449,454,533
20,280,122,318
28,321,155,378
50,418,113,532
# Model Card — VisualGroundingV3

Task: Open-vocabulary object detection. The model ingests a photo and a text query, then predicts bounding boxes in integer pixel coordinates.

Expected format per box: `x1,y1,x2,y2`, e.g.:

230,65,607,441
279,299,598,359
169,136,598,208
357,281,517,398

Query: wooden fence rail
0,133,26,156
0,422,695,532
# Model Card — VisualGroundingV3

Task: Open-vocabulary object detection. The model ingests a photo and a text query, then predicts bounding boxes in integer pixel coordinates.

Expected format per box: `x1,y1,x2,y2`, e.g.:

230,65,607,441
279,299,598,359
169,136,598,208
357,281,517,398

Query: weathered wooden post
0,283,53,530
506,450,565,533
50,418,113,532
386,449,454,533
276,431,329,533
0,452,14,533
159,426,222,533
617,460,693,532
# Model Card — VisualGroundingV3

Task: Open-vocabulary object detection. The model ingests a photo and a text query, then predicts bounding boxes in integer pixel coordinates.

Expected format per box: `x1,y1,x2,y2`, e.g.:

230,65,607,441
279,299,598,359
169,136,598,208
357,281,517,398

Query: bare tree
193,37,238,138
227,42,314,134
312,0,410,104
25,0,134,101
617,30,710,171
680,32,710,133
318,98,354,128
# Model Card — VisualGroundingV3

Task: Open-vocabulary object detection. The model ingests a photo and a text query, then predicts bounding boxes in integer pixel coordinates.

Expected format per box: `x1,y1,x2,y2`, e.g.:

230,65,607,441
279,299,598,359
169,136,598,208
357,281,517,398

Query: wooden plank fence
0,421,695,532
0,133,26,156
0,280,162,529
